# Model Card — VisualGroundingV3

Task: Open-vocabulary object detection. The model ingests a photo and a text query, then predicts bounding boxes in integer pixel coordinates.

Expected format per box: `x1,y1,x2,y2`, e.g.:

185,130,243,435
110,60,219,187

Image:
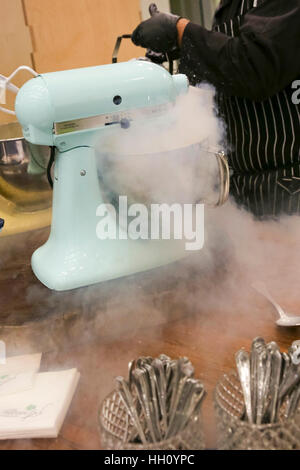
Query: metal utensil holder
214,371,300,450
99,390,205,450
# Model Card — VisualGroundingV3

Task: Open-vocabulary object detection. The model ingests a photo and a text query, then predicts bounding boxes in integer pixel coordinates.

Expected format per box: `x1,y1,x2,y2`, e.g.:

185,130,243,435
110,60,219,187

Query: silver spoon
235,349,253,423
252,282,300,327
132,368,157,443
151,358,168,435
256,349,268,424
266,342,282,423
250,337,266,422
115,376,147,444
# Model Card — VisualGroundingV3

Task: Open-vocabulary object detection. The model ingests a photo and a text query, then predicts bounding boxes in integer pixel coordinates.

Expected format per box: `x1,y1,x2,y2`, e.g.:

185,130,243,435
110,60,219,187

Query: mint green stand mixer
15,60,229,291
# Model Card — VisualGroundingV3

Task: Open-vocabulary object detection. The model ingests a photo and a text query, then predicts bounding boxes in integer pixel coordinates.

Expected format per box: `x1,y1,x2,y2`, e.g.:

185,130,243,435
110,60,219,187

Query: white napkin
0,369,80,439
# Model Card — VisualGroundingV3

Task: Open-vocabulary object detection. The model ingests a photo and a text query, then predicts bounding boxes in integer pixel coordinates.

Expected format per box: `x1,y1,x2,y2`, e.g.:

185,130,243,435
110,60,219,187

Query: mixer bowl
98,141,229,210
96,97,229,213
0,122,52,236
97,139,229,240
0,122,51,205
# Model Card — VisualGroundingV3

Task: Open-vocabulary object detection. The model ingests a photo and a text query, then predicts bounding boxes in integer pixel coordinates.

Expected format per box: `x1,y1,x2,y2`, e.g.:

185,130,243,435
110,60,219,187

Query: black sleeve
179,0,300,100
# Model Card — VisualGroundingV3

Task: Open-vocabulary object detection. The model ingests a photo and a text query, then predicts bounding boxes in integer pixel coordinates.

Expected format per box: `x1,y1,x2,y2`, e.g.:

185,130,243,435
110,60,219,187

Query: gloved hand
132,3,181,59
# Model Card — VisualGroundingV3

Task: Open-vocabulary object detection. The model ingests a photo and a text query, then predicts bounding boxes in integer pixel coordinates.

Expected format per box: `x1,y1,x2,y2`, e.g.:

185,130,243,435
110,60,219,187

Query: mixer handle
112,34,174,74
111,4,162,64
112,34,132,64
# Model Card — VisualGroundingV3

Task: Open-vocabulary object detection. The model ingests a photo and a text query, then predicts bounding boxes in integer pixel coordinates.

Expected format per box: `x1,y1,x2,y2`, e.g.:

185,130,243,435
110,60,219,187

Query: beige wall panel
0,0,34,125
24,0,145,73
1,0,27,33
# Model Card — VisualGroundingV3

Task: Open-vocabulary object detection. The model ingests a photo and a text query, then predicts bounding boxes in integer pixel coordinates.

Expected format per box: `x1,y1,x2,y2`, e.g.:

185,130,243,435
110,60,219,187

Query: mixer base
0,227,221,356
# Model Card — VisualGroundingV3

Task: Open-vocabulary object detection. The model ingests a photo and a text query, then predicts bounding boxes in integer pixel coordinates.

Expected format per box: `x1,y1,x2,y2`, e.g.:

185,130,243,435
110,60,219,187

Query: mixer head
15,60,188,151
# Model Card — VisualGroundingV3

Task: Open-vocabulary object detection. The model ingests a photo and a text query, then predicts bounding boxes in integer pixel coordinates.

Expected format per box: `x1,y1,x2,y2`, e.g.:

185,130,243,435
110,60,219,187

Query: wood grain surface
0,0,34,126
1,0,145,126
0,226,299,450
23,0,144,73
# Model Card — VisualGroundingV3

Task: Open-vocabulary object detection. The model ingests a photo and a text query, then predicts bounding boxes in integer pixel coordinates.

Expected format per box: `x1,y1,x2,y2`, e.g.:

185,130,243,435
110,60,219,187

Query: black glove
132,3,181,59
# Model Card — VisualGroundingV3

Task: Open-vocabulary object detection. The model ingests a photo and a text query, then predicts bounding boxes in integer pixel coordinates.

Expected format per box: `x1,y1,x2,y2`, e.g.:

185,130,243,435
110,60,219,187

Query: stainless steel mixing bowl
0,122,52,212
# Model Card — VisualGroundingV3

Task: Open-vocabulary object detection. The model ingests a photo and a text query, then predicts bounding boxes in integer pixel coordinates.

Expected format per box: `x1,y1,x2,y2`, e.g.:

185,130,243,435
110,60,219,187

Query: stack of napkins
0,353,80,439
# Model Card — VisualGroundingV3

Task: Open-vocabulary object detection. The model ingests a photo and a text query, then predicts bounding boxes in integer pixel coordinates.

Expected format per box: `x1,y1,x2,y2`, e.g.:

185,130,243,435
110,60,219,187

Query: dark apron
213,0,300,218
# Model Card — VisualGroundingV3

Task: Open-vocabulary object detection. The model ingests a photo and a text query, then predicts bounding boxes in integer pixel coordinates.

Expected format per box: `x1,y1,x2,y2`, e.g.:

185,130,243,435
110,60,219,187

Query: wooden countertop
0,227,299,450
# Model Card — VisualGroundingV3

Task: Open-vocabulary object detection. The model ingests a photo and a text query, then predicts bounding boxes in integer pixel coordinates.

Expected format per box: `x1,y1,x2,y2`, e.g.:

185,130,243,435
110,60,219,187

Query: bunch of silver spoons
235,338,300,424
115,355,206,444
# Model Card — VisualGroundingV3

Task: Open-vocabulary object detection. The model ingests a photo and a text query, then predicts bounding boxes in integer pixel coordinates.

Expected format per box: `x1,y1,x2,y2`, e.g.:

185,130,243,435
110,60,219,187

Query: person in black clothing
132,1,300,218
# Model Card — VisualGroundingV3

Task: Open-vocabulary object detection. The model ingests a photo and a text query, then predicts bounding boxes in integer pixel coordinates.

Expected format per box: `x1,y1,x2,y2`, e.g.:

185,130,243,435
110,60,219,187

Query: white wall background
140,1,220,27
140,0,170,20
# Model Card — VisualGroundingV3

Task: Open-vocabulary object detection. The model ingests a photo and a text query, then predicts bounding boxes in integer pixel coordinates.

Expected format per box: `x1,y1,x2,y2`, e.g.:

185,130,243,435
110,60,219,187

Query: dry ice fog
19,84,300,350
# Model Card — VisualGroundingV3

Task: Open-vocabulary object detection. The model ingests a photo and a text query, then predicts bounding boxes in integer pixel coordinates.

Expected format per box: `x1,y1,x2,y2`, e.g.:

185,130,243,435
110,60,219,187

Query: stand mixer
14,60,229,291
